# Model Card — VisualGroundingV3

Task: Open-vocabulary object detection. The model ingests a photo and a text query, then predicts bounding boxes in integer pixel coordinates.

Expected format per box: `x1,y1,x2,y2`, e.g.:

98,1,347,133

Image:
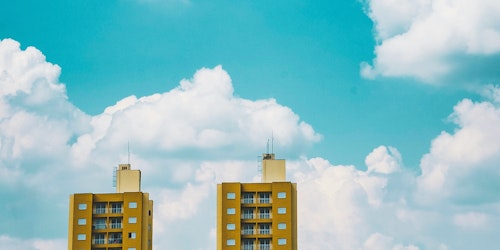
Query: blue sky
1,0,500,249
2,0,476,168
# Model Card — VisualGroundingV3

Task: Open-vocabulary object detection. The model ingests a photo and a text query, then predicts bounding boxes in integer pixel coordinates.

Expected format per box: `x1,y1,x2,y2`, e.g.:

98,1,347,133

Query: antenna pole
271,131,274,154
127,141,130,164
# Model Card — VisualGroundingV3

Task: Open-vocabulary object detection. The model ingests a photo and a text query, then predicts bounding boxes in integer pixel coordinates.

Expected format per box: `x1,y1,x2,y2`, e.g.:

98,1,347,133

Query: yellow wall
68,192,153,250
68,193,93,250
262,155,286,183
217,182,297,250
116,169,141,193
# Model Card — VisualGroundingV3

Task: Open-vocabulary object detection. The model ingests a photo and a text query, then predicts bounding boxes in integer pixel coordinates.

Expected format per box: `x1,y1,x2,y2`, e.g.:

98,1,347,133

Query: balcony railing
110,223,122,229
242,198,254,204
92,238,105,245
108,238,122,244
93,224,106,230
111,208,122,214
259,213,271,219
93,207,123,214
94,208,106,214
242,213,255,219
259,198,270,204
242,229,254,235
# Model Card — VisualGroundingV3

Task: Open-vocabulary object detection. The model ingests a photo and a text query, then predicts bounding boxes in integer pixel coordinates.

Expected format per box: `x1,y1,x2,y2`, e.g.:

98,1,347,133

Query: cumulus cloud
417,98,500,204
2,38,500,250
293,156,451,250
453,212,488,230
362,233,419,250
361,0,500,83
0,38,320,249
478,84,500,103
365,145,402,174
73,65,321,166
0,235,65,250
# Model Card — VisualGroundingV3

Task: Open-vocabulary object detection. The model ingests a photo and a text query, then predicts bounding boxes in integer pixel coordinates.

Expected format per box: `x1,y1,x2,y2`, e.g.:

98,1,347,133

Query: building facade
217,154,297,250
68,164,153,250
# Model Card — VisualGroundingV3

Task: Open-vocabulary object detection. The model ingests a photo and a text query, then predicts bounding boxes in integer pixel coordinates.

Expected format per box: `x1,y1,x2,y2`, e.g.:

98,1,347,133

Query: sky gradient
1,0,500,249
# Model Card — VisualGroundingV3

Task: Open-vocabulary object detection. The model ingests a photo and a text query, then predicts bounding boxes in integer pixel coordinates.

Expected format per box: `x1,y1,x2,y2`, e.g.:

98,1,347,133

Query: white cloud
296,158,393,249
417,98,500,204
75,65,321,163
2,38,500,250
453,212,488,230
477,84,500,103
362,233,420,250
0,235,65,250
361,0,500,83
365,145,402,174
0,38,321,249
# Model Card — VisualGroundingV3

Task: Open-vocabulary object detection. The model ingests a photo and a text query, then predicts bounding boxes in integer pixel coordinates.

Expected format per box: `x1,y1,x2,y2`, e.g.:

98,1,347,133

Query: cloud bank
361,0,500,84
1,38,500,249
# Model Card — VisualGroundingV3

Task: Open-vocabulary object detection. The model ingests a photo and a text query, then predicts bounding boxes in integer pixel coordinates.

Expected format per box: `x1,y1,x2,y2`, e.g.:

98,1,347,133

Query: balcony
108,238,122,244
241,244,273,250
92,238,105,245
242,213,255,220
94,208,106,214
110,208,122,214
110,223,122,229
258,213,271,219
241,229,254,235
258,198,270,204
242,198,254,204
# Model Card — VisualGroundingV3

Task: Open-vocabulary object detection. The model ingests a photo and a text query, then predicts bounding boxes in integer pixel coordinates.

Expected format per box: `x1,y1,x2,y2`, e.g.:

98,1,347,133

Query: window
128,248,136,250
77,234,86,241
242,224,254,235
77,218,86,225
93,218,106,230
226,239,236,246
111,203,122,214
242,208,254,219
242,193,254,204
226,223,236,230
259,192,271,203
78,203,87,210
227,208,236,215
128,217,137,224
129,202,137,208
108,233,122,244
110,217,122,229
128,232,136,239
242,239,254,250
259,239,271,250
277,192,286,199
278,207,286,214
92,233,105,244
94,203,106,214
227,192,236,199
278,238,287,245
259,208,270,219
259,223,271,234
278,223,286,230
